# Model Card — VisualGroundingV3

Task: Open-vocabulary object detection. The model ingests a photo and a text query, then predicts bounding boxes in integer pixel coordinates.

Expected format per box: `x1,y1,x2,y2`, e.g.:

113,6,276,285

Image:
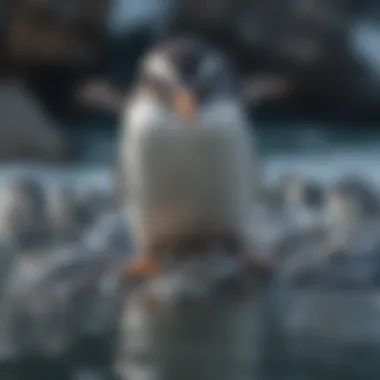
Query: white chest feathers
122,99,257,243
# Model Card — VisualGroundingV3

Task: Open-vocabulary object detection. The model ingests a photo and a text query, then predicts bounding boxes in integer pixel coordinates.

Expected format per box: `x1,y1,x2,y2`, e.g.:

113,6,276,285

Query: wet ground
1,124,380,379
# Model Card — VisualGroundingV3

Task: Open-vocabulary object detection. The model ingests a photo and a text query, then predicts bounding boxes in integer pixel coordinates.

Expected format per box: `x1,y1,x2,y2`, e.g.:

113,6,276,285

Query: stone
6,0,110,67
0,82,68,162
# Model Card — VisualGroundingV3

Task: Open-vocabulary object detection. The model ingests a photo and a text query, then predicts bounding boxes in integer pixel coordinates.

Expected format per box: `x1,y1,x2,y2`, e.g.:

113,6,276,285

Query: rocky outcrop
0,169,380,378
171,0,378,115
3,0,380,132
4,0,111,69
0,82,69,161
0,251,125,380
78,0,380,119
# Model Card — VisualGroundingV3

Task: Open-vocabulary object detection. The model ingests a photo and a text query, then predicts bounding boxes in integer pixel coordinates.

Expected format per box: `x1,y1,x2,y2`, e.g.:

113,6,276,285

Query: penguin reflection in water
120,37,266,289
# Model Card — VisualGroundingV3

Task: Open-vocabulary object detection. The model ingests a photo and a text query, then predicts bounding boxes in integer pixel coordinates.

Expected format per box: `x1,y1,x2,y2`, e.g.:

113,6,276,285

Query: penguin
118,36,263,277
324,174,380,259
0,175,51,252
326,174,380,226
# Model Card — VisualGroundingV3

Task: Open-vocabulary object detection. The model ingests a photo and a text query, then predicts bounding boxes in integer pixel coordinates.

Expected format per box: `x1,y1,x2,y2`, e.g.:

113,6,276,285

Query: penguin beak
172,90,198,121
124,257,161,278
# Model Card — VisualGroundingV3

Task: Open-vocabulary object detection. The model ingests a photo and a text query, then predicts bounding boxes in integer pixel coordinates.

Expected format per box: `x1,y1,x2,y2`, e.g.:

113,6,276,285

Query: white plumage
121,94,256,252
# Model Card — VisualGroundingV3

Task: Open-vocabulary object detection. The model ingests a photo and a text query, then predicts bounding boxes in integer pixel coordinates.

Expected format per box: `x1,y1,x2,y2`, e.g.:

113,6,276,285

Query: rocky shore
0,168,378,379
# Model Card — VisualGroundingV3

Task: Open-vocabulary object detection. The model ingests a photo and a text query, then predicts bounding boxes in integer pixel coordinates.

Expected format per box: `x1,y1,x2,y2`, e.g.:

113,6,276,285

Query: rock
0,82,69,162
0,243,16,298
261,253,380,379
289,254,380,289
168,0,380,116
47,186,82,243
82,212,133,258
0,251,125,379
6,0,111,68
0,175,53,251
74,188,114,231
6,0,380,123
117,258,258,380
75,78,124,113
106,0,177,38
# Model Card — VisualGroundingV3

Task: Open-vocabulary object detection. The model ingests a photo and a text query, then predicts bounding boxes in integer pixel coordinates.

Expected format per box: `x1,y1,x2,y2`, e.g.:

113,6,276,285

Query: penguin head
135,36,241,124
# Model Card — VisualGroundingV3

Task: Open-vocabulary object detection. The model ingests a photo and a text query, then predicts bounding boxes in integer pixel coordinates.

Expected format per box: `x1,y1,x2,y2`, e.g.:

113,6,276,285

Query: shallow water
118,286,259,380
259,284,380,380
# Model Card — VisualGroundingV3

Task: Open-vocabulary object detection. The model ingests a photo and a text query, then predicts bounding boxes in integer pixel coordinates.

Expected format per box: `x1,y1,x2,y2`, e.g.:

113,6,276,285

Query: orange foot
124,257,161,279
